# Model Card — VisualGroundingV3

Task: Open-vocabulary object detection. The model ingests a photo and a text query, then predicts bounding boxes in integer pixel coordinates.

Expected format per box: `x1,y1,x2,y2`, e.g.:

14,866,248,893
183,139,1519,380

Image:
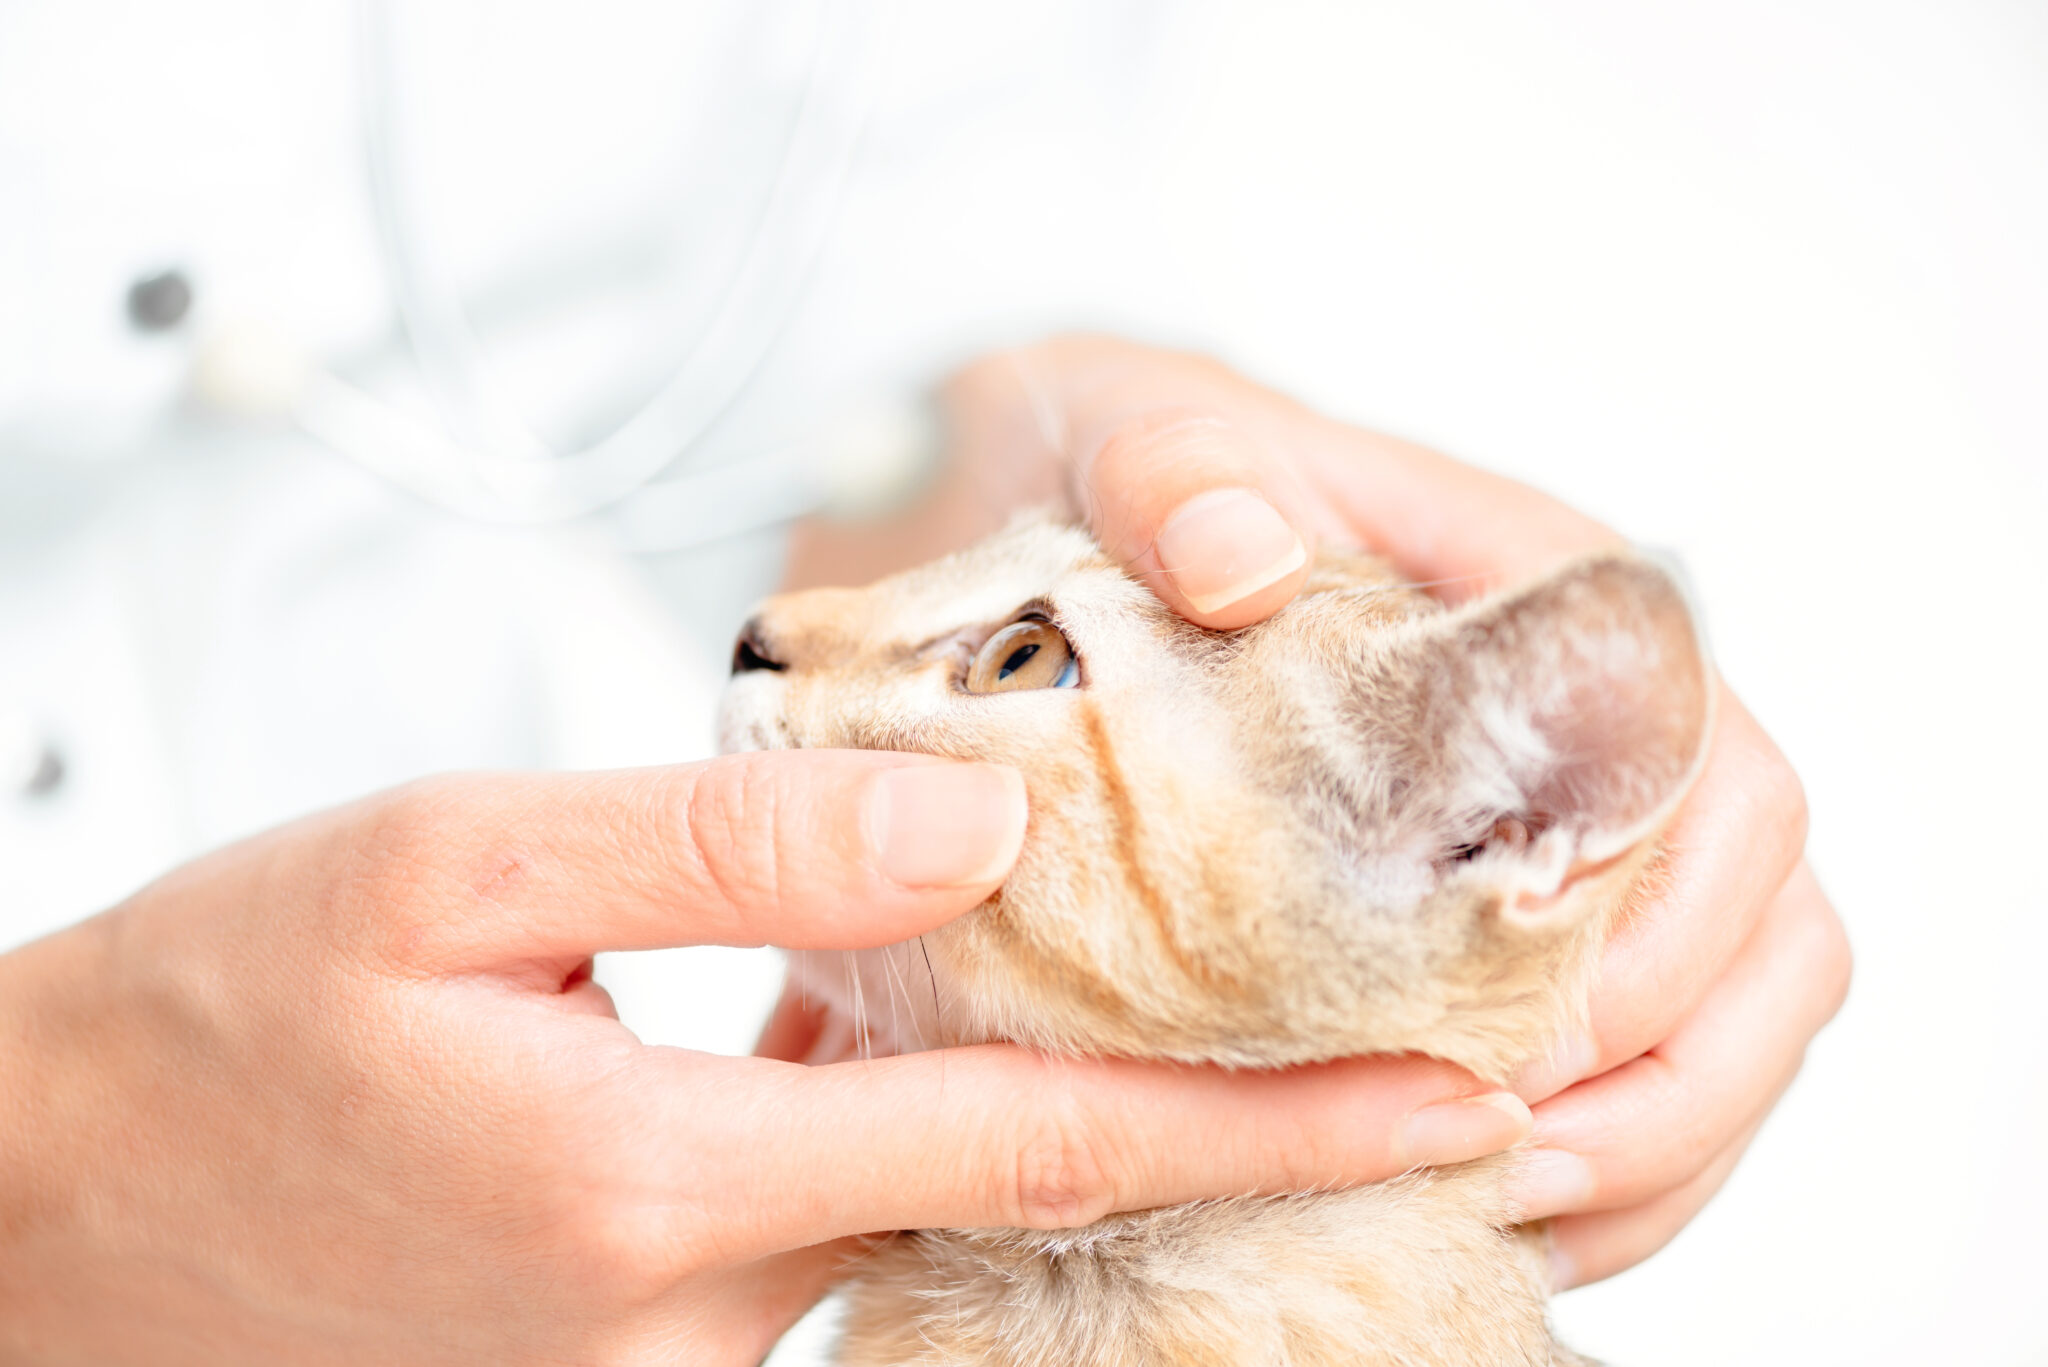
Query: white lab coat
0,0,1188,944
0,1,734,942
4,4,2046,1364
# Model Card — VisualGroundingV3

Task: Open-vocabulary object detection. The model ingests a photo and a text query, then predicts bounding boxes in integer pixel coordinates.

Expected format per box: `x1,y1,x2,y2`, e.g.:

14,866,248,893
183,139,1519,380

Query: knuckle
321,778,473,948
948,345,1033,405
678,760,789,917
1093,409,1223,475
1775,764,1812,854
553,1192,695,1307
1809,898,1854,1024
1747,734,1811,858
1006,1091,1122,1229
580,1336,690,1367
1611,1055,1719,1195
351,777,455,872
1667,1118,1725,1186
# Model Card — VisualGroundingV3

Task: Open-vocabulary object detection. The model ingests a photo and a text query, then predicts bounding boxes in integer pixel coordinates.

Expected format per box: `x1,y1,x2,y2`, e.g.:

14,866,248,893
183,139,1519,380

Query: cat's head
719,517,1711,1078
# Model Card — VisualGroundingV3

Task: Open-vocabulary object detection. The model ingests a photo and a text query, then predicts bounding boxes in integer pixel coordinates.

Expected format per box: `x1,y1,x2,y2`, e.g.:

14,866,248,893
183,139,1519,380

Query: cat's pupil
999,643,1040,679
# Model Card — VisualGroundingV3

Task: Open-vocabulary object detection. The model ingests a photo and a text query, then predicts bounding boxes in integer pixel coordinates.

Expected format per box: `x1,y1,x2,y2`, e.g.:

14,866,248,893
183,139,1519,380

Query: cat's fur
719,518,1711,1366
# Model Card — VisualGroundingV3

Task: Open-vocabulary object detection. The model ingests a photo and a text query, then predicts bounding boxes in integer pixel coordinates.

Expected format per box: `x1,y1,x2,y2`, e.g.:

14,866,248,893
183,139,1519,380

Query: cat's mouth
787,947,936,1062
714,675,796,755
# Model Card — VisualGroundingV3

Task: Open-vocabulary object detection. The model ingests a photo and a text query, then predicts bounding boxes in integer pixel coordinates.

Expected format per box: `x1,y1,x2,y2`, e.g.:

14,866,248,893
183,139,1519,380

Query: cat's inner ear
1407,554,1713,917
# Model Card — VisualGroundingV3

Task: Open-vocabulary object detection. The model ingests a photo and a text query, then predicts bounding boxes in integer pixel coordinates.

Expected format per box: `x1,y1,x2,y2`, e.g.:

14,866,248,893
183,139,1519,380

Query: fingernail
1548,1245,1580,1292
1154,488,1307,615
1395,1092,1532,1168
1501,1148,1597,1221
1512,1032,1598,1103
870,764,1028,889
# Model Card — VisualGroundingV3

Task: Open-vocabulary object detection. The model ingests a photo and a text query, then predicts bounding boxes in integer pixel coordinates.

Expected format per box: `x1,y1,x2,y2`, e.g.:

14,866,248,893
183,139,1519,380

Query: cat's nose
731,618,789,675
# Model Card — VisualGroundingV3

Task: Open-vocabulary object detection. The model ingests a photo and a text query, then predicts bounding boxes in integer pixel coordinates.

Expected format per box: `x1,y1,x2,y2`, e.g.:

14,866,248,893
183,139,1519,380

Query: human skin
786,333,1852,1291
0,754,1527,1362
0,337,1847,1364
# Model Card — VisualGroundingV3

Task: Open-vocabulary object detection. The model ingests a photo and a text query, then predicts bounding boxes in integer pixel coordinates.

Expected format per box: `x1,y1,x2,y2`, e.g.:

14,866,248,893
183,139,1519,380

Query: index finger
1288,423,1620,593
646,1045,1532,1264
991,336,1617,622
1514,693,1811,1100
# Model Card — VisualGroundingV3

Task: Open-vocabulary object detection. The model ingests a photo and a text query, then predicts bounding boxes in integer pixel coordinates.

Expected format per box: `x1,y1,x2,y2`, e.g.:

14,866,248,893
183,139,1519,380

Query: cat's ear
1399,554,1713,924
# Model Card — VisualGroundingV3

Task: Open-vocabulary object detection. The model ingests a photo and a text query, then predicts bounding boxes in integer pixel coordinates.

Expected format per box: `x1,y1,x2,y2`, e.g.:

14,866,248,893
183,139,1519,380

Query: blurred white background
2,2,2043,1363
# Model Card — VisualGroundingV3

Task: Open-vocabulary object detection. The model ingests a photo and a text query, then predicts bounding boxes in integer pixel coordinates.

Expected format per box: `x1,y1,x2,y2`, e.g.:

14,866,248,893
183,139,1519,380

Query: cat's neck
835,1154,1572,1367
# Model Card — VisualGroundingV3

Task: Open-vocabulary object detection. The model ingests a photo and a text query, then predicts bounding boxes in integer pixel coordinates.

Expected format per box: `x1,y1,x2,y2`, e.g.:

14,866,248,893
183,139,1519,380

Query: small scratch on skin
469,851,530,905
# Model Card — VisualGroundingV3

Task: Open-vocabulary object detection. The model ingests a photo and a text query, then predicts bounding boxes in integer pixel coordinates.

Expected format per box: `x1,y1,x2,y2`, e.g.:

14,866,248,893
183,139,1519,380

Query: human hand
787,334,1852,1289
0,753,1530,1365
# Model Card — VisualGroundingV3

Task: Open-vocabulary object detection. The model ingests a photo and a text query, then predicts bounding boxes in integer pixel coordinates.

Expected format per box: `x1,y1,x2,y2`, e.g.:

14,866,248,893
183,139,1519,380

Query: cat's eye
966,618,1080,694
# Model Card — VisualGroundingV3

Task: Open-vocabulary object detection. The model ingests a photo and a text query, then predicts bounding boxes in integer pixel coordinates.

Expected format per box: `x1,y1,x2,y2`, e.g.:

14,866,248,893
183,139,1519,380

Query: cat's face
719,519,1710,1077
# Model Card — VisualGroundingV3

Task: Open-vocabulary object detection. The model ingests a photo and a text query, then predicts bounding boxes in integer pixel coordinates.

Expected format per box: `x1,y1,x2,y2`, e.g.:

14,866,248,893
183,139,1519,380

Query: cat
718,516,1712,1366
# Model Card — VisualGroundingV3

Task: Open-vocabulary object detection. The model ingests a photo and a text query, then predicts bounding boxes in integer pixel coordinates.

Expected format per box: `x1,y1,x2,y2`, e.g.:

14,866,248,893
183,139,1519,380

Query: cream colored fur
719,518,1711,1366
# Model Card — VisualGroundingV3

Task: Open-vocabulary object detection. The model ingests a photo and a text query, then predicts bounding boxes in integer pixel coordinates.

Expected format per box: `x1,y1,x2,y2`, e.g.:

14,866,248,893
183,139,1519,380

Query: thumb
1078,409,1317,629
986,337,1325,629
323,752,1027,970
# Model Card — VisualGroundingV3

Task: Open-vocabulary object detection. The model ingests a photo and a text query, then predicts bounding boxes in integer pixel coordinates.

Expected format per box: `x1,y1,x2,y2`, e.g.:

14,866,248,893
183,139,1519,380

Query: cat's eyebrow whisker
1003,347,1070,460
1141,555,1504,600
1079,472,1114,543
1065,448,1114,542
1402,569,1509,596
908,627,974,657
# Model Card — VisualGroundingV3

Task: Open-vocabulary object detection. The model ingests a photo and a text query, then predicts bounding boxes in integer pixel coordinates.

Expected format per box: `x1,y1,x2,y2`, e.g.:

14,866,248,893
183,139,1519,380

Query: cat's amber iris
966,618,1080,693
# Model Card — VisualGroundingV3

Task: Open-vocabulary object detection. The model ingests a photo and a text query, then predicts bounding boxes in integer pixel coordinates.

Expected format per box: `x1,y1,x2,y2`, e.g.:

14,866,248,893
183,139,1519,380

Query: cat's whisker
844,949,872,1063
917,935,943,1046
878,945,904,1051
1401,570,1498,592
880,941,927,1054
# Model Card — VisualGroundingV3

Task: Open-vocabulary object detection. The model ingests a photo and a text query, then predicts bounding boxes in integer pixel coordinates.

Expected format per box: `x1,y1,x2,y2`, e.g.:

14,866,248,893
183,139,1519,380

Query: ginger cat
719,517,1712,1366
